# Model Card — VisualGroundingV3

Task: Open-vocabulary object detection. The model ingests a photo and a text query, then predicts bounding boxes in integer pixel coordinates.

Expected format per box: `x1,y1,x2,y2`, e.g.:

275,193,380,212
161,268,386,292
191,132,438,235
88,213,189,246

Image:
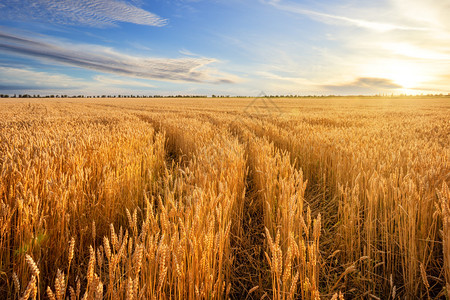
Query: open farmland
0,97,449,299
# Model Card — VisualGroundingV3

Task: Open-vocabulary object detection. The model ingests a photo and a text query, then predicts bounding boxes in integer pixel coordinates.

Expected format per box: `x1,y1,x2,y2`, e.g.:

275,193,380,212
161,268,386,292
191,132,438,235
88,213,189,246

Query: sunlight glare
363,59,429,94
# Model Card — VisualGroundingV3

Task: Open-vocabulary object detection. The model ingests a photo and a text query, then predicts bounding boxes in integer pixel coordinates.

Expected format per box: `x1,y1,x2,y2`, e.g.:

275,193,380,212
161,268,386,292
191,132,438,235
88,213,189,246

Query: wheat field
0,96,449,299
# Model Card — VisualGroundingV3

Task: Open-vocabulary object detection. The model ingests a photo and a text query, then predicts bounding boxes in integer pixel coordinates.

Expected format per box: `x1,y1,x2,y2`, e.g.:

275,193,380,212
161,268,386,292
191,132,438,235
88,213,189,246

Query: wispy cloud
383,42,450,60
93,75,155,88
0,66,88,91
257,71,313,85
0,0,167,27
406,74,450,93
179,48,198,56
0,30,237,83
266,0,428,32
0,66,156,94
393,0,450,31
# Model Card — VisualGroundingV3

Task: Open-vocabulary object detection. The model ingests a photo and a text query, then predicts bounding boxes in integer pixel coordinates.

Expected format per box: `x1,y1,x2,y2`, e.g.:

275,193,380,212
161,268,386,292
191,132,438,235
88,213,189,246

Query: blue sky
0,0,449,96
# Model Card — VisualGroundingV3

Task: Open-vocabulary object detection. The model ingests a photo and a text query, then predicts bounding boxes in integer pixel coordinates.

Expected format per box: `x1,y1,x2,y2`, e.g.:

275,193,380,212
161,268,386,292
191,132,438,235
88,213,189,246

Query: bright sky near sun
0,0,449,96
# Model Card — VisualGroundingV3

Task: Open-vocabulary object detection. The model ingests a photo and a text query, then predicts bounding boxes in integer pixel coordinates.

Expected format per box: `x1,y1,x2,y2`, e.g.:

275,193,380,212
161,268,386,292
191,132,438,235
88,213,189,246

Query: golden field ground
0,96,449,299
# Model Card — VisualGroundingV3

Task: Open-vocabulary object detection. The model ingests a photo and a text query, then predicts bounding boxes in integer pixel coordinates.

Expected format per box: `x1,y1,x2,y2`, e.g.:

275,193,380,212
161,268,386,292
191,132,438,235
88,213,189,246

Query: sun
388,63,425,89
363,59,430,95
391,70,424,95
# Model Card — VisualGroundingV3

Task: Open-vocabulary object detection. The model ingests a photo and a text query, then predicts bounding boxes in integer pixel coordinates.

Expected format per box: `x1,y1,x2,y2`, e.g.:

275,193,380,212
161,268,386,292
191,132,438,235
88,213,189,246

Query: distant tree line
0,94,77,98
1,93,449,98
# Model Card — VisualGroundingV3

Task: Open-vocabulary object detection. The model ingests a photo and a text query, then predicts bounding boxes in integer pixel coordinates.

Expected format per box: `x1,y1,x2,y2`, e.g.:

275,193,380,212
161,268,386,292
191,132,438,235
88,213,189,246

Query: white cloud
0,65,245,96
0,66,88,90
256,71,313,85
0,0,167,27
93,75,155,88
266,0,428,32
393,0,450,30
0,66,162,95
0,30,237,84
179,48,198,56
383,43,450,61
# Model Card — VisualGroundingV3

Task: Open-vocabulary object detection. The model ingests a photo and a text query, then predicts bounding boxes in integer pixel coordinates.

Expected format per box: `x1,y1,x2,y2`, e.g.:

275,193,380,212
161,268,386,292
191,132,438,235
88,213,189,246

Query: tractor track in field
230,156,269,299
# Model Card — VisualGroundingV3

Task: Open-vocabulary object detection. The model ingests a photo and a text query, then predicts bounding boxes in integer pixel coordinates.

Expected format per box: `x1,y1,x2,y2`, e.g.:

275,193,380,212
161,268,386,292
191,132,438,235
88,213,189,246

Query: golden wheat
1,97,448,299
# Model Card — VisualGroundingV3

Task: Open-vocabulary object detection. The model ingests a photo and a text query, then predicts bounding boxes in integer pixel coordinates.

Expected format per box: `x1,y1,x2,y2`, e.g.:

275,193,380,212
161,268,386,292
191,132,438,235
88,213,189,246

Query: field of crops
0,97,449,299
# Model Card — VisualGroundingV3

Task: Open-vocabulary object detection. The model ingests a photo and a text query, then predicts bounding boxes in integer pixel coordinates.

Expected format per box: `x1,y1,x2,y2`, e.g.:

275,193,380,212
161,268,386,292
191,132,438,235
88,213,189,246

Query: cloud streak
383,42,450,61
0,31,236,84
267,0,428,32
0,0,167,27
93,75,155,88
